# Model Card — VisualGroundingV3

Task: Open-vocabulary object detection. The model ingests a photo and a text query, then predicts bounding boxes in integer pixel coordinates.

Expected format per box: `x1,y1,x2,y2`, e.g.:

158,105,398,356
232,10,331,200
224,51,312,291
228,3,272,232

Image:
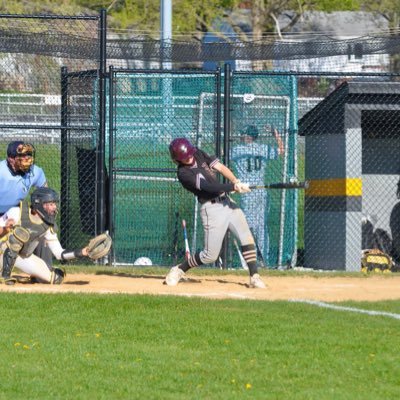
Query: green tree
106,0,240,39
361,0,400,71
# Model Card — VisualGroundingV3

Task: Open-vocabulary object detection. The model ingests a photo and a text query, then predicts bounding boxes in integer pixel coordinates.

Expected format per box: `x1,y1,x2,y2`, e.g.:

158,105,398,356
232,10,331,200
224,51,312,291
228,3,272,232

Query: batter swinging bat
233,238,248,270
182,219,191,260
249,180,309,190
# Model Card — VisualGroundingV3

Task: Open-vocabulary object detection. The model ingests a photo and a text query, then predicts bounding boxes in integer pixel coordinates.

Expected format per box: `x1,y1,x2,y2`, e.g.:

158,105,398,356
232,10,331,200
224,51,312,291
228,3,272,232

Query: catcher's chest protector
18,201,50,257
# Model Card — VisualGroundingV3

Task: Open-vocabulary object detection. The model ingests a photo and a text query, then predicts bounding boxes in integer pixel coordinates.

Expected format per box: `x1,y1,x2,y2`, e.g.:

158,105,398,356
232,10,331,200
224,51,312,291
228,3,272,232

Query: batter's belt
198,194,230,205
209,194,228,204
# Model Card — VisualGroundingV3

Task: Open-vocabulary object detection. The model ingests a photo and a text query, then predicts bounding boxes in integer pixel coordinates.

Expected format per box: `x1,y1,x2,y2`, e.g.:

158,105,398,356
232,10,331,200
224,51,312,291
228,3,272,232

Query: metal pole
60,66,69,249
223,63,231,166
160,0,172,70
220,63,232,269
108,65,115,266
160,0,173,140
215,67,222,158
97,8,107,235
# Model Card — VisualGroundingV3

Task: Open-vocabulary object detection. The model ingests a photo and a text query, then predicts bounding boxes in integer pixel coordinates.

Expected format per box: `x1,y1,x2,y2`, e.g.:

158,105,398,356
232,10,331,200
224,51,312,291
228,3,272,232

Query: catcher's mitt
361,249,393,273
87,233,112,260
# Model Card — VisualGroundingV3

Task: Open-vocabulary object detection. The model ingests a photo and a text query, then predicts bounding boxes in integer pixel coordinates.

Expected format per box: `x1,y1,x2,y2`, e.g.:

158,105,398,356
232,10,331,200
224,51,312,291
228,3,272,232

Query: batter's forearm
213,162,239,183
199,179,234,193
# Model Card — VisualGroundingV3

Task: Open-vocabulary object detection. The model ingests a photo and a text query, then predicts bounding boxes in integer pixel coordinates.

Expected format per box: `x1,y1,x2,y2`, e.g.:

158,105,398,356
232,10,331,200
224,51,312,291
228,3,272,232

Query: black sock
241,244,258,276
179,252,202,272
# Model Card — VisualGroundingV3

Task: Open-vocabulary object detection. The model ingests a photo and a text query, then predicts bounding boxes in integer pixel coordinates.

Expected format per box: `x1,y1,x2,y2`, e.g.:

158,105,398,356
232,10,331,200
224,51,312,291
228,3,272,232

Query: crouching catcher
0,187,112,285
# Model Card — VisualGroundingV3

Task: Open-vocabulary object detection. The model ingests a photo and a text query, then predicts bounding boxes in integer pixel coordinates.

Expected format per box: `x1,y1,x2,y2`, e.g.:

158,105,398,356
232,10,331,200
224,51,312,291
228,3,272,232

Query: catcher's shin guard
50,268,66,285
1,248,18,285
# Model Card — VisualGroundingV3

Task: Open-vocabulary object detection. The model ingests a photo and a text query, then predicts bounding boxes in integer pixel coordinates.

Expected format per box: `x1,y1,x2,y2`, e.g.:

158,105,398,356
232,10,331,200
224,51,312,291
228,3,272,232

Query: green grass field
1,268,399,399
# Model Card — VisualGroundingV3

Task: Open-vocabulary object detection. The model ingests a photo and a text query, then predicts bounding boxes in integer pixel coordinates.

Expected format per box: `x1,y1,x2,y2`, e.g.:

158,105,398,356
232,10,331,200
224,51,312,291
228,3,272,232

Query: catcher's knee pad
50,268,66,285
8,226,30,252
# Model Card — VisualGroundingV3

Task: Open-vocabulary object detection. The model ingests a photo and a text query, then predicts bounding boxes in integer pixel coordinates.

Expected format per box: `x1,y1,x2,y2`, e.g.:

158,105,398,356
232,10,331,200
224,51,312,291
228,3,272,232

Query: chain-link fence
106,68,299,268
0,14,100,254
2,11,400,270
297,73,400,270
108,69,220,265
106,70,400,270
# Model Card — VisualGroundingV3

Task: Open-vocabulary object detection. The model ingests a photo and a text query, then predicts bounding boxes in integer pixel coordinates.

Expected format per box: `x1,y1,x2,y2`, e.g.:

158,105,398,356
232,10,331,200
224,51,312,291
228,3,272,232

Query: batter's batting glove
235,182,251,194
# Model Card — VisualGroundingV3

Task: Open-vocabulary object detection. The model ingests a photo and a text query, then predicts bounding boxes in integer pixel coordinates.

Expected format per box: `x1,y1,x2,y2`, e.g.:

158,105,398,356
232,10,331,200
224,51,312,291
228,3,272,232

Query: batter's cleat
165,266,185,286
249,273,266,289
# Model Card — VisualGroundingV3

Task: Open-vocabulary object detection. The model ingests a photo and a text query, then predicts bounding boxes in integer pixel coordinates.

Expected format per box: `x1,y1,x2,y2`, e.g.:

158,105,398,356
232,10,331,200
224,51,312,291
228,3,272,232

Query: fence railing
0,92,323,133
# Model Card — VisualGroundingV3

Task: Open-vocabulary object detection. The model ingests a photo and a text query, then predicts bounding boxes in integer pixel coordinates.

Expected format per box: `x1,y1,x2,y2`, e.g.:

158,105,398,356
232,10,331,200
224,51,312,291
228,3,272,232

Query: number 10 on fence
182,219,191,260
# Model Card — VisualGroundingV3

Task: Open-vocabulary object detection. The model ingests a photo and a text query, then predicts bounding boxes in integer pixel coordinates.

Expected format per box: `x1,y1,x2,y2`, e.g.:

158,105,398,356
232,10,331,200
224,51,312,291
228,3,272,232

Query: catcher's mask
30,187,59,225
241,125,259,139
169,138,196,163
7,141,35,174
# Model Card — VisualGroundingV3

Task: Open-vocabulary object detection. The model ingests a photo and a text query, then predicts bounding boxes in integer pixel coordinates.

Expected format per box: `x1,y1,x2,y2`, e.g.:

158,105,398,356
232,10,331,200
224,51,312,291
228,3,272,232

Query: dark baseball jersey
177,149,234,204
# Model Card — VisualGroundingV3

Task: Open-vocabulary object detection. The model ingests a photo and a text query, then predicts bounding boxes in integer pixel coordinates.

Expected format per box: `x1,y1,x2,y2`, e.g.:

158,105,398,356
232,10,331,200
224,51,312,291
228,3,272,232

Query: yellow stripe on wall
305,178,362,197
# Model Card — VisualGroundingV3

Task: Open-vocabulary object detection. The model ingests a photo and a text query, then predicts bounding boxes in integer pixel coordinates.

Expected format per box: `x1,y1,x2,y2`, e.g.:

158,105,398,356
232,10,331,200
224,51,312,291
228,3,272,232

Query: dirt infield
1,273,400,302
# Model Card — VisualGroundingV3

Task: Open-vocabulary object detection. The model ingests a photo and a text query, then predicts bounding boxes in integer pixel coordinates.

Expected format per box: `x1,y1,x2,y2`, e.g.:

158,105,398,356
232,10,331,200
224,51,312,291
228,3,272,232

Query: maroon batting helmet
169,138,196,162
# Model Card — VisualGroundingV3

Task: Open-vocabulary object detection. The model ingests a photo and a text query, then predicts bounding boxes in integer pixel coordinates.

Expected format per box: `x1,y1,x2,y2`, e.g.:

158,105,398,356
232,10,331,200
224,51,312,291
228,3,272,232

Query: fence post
108,65,114,266
220,63,232,269
96,8,107,236
215,67,222,158
60,66,69,248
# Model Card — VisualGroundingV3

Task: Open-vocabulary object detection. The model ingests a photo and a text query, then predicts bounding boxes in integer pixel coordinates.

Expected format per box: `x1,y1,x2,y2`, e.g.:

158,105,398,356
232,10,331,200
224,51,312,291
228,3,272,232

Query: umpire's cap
169,138,196,162
241,125,259,139
7,141,25,157
7,141,35,157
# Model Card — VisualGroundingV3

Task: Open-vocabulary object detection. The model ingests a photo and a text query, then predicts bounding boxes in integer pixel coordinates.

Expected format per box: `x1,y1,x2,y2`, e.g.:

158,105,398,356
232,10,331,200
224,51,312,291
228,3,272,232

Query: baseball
133,257,153,266
243,93,255,103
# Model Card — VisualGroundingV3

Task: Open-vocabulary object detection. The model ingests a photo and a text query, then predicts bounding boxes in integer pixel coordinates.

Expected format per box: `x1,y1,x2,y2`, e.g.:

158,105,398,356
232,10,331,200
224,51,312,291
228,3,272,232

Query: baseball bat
233,238,248,270
172,211,179,265
249,180,309,190
182,219,191,260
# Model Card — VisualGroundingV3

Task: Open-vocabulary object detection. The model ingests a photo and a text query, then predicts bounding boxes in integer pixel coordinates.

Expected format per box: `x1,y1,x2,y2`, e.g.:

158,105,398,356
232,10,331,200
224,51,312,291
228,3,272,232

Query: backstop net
228,73,298,268
109,70,219,265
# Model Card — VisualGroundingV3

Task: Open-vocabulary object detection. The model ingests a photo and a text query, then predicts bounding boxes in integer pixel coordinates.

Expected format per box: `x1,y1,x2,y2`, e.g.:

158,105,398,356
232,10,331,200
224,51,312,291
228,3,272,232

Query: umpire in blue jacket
0,140,52,267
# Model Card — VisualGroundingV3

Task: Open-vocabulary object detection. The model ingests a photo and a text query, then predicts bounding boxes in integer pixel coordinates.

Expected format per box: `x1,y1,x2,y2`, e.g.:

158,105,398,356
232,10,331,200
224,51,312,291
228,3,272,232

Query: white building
274,11,390,73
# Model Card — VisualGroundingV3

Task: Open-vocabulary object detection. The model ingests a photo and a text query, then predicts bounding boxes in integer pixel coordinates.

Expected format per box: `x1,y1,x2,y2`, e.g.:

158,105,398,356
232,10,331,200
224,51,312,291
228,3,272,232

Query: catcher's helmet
169,138,196,162
241,125,259,139
31,187,59,225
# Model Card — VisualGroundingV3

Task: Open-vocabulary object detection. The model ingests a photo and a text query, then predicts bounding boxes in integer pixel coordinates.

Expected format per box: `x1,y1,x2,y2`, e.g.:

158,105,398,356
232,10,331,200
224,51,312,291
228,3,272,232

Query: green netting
230,74,298,267
62,71,99,251
107,70,298,268
110,71,218,265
